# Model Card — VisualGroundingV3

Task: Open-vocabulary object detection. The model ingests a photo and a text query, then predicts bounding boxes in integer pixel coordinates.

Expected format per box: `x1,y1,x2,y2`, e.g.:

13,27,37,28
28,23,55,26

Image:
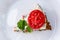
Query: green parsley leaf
26,25,33,32
17,20,27,31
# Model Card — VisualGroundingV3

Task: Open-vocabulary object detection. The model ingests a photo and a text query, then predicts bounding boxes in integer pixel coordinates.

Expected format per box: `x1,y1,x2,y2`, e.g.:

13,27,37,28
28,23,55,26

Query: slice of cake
14,4,52,32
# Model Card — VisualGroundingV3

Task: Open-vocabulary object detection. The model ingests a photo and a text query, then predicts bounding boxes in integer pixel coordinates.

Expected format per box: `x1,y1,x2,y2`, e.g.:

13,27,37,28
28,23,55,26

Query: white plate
2,0,58,40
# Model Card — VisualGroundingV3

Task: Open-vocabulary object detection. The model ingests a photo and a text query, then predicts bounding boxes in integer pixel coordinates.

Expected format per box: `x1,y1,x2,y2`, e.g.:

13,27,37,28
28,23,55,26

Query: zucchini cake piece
14,4,52,32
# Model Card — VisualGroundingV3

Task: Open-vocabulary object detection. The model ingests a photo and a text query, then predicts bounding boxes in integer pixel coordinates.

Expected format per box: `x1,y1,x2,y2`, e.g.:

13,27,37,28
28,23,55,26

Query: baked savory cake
14,4,52,32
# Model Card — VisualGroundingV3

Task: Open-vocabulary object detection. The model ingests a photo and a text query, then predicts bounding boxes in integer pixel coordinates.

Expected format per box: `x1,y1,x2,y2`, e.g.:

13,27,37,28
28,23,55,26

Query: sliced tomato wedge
28,10,46,29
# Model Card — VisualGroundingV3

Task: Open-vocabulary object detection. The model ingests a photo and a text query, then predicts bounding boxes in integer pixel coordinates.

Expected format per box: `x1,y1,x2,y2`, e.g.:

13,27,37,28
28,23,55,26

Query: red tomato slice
28,10,45,29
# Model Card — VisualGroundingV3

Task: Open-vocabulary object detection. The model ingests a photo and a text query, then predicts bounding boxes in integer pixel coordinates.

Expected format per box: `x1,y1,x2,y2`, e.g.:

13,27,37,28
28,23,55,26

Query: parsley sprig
17,16,33,32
